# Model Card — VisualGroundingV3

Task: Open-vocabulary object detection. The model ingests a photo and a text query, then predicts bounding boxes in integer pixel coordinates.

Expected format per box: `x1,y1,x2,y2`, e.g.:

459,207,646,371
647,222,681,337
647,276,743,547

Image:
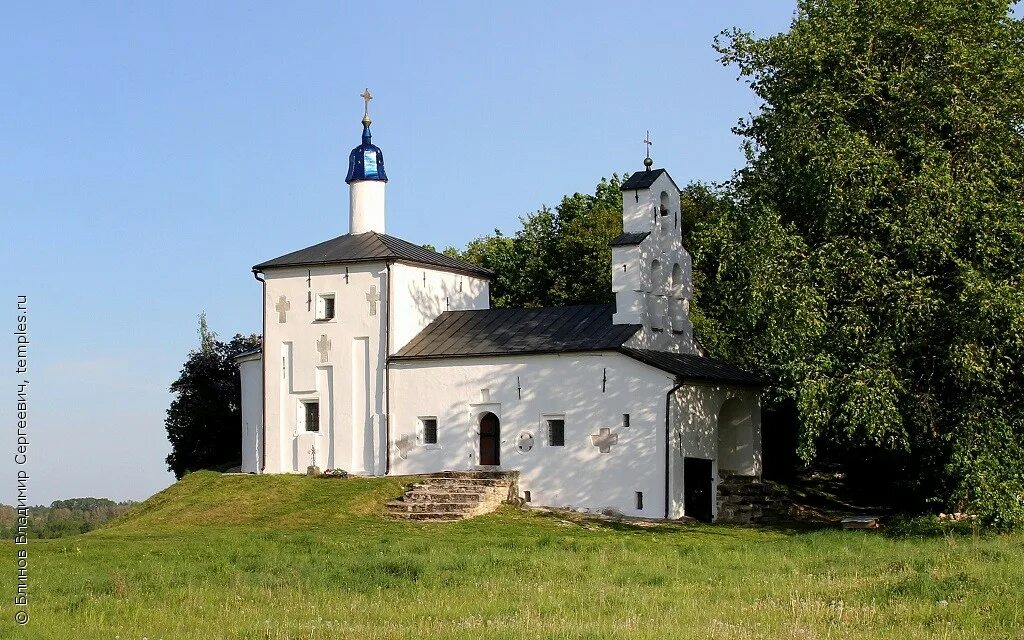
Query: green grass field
5,471,1023,639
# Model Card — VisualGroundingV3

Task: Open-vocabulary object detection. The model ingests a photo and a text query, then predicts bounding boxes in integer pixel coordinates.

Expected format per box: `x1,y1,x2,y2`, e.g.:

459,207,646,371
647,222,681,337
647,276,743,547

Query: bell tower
346,89,388,234
611,133,696,353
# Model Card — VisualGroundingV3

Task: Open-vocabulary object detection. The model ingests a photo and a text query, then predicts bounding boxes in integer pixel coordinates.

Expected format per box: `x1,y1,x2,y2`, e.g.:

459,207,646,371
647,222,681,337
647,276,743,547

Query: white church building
237,96,763,521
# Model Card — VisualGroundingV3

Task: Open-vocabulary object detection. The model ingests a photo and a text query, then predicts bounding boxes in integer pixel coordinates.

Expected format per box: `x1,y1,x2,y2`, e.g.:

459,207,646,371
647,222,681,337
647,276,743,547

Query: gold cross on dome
361,88,373,120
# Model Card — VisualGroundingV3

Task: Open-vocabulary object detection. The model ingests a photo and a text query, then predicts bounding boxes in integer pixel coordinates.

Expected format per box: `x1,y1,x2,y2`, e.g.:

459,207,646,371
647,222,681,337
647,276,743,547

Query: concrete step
386,501,473,514
393,511,466,522
418,477,513,489
431,471,517,480
402,491,484,504
410,480,502,489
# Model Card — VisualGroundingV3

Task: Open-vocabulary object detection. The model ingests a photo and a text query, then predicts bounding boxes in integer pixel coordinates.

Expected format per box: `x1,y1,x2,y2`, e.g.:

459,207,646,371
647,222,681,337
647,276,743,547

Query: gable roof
619,168,681,193
619,348,764,387
609,231,650,247
391,304,641,359
253,231,493,278
390,304,764,387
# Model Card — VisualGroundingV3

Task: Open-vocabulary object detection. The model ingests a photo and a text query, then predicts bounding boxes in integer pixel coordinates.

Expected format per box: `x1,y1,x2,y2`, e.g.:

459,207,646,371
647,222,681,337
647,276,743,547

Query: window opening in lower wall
418,416,438,445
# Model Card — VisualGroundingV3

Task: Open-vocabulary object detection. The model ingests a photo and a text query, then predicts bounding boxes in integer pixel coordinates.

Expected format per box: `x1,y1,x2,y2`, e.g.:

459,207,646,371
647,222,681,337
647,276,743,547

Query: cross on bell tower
643,130,653,171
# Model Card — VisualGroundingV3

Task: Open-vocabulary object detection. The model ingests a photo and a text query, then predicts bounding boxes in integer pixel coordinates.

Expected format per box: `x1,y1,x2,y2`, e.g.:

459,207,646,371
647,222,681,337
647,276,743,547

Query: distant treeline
0,497,135,539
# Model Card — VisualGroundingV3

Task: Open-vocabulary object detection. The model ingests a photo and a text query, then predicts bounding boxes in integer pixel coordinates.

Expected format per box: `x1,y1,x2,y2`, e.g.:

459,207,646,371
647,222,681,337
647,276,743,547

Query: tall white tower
346,89,388,234
611,134,696,353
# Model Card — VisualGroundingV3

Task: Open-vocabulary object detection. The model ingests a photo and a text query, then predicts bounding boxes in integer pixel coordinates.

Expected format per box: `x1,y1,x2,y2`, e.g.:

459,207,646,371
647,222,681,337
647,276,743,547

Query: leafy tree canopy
448,176,624,307
690,0,1024,526
164,316,261,479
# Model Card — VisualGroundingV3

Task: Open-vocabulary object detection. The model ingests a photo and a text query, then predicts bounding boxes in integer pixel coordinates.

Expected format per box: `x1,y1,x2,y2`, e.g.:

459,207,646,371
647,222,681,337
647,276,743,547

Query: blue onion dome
345,116,388,183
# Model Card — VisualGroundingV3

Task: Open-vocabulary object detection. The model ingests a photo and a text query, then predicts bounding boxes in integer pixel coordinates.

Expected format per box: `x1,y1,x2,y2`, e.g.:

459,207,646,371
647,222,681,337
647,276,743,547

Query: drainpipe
384,261,392,475
252,268,267,473
664,377,685,518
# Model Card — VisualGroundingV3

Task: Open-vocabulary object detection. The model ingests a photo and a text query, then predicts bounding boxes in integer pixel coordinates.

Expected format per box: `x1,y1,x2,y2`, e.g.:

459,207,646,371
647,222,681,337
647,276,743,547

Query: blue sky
1,1,795,504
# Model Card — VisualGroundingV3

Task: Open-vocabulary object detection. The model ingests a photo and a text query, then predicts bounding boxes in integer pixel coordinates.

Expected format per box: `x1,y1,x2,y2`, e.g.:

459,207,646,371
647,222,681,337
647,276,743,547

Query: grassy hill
5,472,1023,639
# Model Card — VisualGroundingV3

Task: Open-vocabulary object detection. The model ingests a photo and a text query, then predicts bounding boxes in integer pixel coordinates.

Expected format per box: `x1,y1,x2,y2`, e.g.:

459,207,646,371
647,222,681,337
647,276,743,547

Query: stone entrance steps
386,471,519,522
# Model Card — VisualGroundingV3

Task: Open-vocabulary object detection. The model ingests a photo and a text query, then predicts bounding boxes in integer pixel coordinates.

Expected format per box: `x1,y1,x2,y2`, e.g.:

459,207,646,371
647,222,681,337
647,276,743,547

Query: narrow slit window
547,419,565,447
523,490,532,503
420,417,438,445
304,401,320,433
635,491,643,510
623,413,630,428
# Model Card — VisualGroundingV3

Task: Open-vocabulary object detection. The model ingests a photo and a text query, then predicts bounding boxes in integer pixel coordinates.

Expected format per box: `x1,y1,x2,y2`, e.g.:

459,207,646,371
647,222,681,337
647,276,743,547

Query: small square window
523,490,532,503
316,294,336,321
547,419,565,447
304,401,320,433
622,413,630,428
419,417,438,445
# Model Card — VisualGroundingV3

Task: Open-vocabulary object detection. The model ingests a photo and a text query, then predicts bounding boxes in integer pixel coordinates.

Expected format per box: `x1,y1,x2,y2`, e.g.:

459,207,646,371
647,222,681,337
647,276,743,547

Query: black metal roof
391,304,641,359
391,302,763,387
620,168,681,193
609,231,650,247
619,348,764,386
253,231,493,278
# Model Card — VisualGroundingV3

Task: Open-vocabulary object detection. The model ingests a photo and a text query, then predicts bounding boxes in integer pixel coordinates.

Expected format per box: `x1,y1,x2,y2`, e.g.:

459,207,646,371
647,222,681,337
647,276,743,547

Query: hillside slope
107,470,409,532
6,472,1022,640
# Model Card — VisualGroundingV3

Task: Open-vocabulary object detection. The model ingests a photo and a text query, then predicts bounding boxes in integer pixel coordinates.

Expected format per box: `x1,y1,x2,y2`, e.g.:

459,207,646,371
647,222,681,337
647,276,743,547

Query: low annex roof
233,347,262,363
619,348,765,387
392,304,641,359
392,304,765,387
253,231,493,278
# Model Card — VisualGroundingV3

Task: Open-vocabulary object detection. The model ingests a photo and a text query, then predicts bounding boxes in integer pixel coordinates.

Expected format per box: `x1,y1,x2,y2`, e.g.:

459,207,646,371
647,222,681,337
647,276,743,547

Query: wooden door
479,413,500,466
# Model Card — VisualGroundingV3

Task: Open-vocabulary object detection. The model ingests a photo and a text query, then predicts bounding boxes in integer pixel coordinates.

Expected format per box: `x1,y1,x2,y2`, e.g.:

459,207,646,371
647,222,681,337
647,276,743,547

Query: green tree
164,316,261,478
451,176,624,307
693,0,1024,525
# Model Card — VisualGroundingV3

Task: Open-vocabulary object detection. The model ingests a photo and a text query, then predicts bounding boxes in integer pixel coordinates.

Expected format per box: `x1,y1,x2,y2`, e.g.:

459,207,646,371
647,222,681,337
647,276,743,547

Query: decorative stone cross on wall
590,427,619,454
316,334,331,363
395,434,414,460
275,295,290,323
365,285,380,316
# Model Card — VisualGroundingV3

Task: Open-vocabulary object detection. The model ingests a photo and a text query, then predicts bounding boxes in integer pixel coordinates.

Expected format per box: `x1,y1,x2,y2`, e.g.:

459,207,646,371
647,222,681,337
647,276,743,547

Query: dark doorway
684,457,714,523
479,412,500,466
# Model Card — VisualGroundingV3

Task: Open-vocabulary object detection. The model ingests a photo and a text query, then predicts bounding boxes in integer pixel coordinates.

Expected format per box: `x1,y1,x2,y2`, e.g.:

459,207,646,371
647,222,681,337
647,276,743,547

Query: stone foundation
717,474,786,524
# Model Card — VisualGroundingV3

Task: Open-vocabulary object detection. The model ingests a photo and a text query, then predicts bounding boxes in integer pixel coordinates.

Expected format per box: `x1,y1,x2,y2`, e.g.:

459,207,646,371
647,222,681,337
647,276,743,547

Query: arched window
659,191,670,217
717,398,753,475
650,259,663,293
671,263,683,296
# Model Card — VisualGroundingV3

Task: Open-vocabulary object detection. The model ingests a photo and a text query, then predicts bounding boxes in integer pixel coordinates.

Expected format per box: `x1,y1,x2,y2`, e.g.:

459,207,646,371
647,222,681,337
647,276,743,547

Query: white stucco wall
349,181,386,234
238,354,263,473
389,263,490,354
667,384,762,520
261,262,388,475
389,352,677,517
